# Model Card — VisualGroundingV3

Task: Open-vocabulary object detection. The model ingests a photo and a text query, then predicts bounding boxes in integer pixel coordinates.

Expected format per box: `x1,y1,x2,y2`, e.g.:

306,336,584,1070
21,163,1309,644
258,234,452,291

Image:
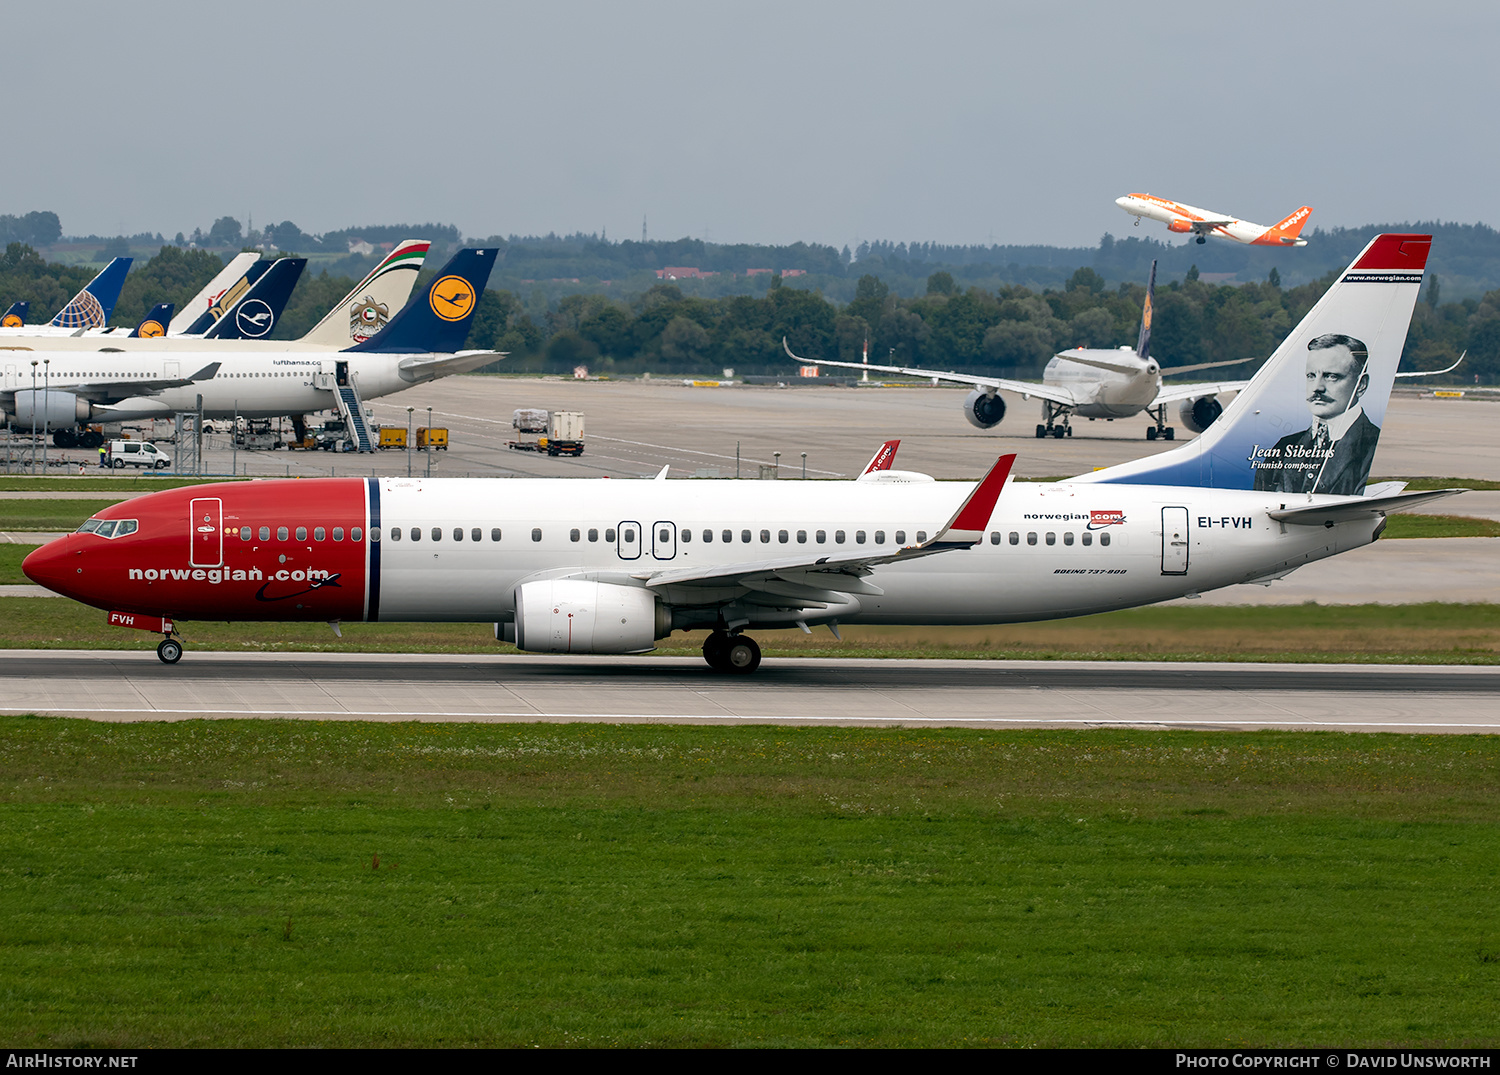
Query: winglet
860,440,900,476
927,454,1015,547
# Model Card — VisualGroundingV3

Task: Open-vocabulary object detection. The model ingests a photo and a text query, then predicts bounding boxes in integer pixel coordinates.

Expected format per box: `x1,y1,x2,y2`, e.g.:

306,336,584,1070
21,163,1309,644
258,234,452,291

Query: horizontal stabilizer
1268,488,1465,526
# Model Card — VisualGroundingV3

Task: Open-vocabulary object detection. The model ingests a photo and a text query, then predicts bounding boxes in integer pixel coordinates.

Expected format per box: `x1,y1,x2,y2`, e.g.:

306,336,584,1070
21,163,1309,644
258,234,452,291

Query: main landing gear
702,631,761,674
157,636,183,664
1145,403,1175,442
1034,401,1073,439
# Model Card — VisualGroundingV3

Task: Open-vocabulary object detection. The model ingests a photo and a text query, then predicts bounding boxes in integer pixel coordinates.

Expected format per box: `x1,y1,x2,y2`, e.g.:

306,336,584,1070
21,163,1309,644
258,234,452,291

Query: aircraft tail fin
1254,206,1314,247
168,252,261,334
179,258,271,336
859,440,901,476
128,303,174,338
1076,234,1430,493
1,301,28,327
1135,260,1156,360
346,248,498,354
203,257,307,339
51,257,131,329
298,239,431,347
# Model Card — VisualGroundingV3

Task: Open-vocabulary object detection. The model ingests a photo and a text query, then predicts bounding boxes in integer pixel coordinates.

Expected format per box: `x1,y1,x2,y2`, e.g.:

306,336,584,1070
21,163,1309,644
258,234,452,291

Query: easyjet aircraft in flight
1116,193,1312,246
25,235,1459,673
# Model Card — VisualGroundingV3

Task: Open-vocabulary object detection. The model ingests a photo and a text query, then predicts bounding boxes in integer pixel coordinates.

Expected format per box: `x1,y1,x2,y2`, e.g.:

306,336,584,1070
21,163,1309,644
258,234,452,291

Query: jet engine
6,390,93,430
1177,395,1223,434
513,579,670,654
963,389,1007,429
1167,219,1194,234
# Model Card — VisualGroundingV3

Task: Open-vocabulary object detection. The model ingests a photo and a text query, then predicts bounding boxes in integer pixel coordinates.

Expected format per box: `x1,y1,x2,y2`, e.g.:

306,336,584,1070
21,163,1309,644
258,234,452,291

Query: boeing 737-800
1115,193,1312,246
24,234,1460,673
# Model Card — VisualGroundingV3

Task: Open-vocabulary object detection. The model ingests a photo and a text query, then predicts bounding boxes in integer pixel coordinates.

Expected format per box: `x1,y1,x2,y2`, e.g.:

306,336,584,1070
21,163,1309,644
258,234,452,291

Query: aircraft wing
1153,380,1250,405
782,339,1082,406
636,454,1014,600
8,362,222,405
1190,218,1236,231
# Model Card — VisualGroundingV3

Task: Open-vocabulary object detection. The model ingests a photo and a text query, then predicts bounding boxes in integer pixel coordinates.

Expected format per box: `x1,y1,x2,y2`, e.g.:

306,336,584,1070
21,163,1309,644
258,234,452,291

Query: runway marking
6,706,1500,730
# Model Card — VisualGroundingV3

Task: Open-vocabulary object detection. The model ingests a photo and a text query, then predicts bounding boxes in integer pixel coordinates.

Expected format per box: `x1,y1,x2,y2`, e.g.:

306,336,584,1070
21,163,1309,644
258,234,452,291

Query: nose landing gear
157,636,183,664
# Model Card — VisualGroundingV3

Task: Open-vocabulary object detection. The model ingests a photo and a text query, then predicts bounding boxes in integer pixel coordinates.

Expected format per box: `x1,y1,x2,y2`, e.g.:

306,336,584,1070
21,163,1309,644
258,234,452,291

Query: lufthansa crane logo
1,314,21,328
235,299,275,337
137,319,165,338
429,276,475,322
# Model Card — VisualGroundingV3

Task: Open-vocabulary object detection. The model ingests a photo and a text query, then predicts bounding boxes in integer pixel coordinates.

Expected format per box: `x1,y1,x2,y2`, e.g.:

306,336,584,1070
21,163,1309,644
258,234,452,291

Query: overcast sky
11,0,1496,249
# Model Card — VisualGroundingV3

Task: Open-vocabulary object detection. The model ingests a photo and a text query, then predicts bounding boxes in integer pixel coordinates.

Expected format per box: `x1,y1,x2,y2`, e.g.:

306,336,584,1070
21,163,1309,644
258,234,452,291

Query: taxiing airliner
1115,193,1312,246
24,234,1460,674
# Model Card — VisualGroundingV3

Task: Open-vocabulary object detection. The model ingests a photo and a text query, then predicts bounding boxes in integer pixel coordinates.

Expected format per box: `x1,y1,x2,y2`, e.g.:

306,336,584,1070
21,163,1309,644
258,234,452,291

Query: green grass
1,719,1497,1047
0,545,35,583
1376,476,1500,491
0,476,243,493
0,499,122,531
1381,513,1500,538
0,597,1497,663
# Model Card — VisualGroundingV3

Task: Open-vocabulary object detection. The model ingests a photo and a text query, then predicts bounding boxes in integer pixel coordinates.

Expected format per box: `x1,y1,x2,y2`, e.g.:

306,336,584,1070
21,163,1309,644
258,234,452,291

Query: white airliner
0,240,430,351
25,233,1464,674
787,262,1257,441
1115,193,1312,246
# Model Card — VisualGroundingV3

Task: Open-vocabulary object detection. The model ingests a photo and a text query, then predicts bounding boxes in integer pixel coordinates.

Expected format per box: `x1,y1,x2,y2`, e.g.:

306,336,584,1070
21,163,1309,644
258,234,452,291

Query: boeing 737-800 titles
1115,193,1312,246
24,235,1460,674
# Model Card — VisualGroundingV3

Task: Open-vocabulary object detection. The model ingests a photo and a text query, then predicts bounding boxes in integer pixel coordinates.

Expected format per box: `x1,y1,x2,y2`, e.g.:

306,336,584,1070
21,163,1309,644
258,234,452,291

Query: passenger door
1161,506,1189,575
190,498,223,567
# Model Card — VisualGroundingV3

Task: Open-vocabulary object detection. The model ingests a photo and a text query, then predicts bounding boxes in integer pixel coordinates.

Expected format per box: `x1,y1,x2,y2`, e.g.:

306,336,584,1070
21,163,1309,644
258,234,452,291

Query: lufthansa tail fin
1135,260,1156,360
203,257,308,339
128,303,174,338
51,257,131,329
1254,206,1314,247
1077,234,1430,492
1,301,28,327
169,252,261,335
298,239,431,347
179,258,272,336
346,248,498,354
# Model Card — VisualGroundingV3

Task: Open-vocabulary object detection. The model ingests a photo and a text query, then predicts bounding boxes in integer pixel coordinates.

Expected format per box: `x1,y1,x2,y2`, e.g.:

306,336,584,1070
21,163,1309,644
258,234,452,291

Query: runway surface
5,650,1498,733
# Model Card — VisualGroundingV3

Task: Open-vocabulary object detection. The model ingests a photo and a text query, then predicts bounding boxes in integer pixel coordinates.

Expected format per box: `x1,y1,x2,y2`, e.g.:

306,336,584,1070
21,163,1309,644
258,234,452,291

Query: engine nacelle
1166,219,1194,234
1177,395,1223,434
7,390,92,429
963,389,1007,429
513,579,668,654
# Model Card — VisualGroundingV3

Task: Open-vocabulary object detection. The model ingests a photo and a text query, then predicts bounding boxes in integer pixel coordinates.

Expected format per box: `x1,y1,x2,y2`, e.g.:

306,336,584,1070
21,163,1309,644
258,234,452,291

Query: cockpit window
80,519,138,539
115,520,138,537
76,519,102,534
95,521,118,538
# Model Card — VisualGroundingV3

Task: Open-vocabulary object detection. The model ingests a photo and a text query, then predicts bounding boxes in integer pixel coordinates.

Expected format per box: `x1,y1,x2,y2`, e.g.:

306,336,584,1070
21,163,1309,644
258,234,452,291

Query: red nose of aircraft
22,538,87,601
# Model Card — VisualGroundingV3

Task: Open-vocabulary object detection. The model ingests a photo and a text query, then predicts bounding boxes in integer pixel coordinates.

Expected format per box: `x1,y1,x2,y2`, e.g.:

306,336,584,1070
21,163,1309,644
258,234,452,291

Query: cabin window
589,529,599,542
1027,532,1037,545
1100,532,1111,546
410,528,421,541
760,530,770,543
1082,531,1092,546
778,530,788,543
570,529,581,542
472,528,482,542
681,529,691,543
1046,532,1056,546
855,530,866,544
741,530,752,543
660,527,672,544
702,530,712,543
532,528,542,542
333,527,344,541
354,527,364,542
277,527,289,541
314,527,326,541
623,528,635,543
916,531,927,543
816,530,826,544
724,530,734,543
990,532,1000,545
453,529,463,542
835,530,845,544
605,528,615,542
240,527,251,541
896,530,906,544
797,530,807,544
1063,532,1074,546
874,530,885,544
296,527,307,541
1010,532,1020,545
493,528,503,541
259,527,270,541
388,528,400,541
431,528,441,542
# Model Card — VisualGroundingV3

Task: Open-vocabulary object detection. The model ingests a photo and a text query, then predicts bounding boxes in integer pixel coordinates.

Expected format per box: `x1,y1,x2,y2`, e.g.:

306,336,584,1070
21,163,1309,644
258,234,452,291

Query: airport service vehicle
1115,193,1312,246
788,262,1258,440
25,235,1462,671
509,410,584,456
104,440,170,470
416,427,448,451
0,248,499,449
0,241,430,352
378,427,408,449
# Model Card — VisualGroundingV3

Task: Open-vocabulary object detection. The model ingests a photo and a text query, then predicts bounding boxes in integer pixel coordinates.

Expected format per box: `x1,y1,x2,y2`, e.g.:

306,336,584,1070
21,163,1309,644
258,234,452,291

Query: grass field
1,718,1497,1047
0,476,242,493
0,596,1496,663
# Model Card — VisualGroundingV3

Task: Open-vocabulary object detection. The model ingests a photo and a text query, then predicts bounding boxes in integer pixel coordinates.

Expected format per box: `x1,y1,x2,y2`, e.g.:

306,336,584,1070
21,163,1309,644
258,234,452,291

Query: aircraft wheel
1164,427,1175,441
1146,427,1157,441
702,632,731,671
157,638,183,665
724,635,761,674
1051,426,1065,439
1035,425,1047,439
82,432,103,449
1065,426,1073,437
1196,236,1206,245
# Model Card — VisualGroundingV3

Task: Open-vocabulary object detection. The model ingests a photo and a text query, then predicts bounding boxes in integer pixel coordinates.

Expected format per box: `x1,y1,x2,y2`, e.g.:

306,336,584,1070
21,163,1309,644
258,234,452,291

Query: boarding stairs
334,381,375,453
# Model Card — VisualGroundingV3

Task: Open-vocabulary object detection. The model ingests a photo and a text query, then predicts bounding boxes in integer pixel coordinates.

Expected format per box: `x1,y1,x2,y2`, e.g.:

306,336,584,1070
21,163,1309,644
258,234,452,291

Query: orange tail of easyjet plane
1254,206,1313,246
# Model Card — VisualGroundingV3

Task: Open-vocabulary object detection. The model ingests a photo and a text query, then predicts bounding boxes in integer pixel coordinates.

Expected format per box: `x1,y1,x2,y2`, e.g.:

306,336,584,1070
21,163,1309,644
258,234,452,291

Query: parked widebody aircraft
0,248,498,447
788,262,1258,440
1115,193,1312,246
0,257,132,335
25,234,1461,673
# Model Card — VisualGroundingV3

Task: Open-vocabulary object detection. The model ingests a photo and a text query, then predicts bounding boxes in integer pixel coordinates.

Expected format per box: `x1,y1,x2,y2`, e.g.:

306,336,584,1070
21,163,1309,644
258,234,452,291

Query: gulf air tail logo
137,319,165,338
1,314,20,328
429,276,475,321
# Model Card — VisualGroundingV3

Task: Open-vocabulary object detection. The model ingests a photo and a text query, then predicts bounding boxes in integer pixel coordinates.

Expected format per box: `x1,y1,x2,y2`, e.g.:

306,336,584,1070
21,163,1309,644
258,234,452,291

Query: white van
104,440,172,470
